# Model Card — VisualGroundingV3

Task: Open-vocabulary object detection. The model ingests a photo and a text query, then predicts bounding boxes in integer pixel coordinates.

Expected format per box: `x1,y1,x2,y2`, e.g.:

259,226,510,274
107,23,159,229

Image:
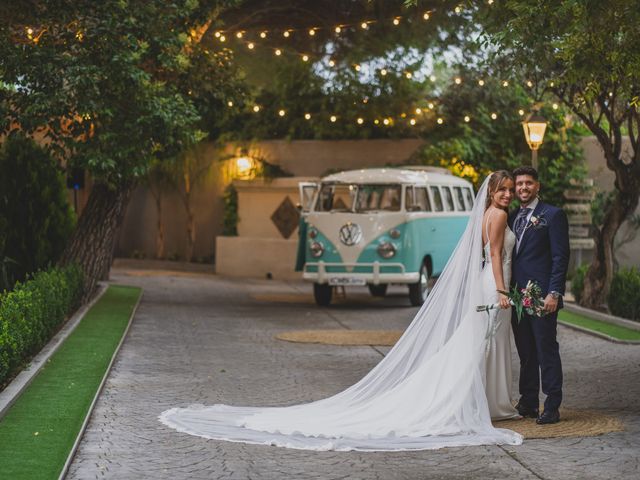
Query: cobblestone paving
66,269,640,480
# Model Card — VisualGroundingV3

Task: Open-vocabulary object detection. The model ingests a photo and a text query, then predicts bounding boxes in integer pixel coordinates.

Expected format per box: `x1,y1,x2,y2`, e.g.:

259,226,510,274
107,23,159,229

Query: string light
361,22,369,29
454,77,462,85
464,115,471,122
247,42,255,49
393,18,401,26
552,103,559,110
428,102,435,109
283,31,290,38
335,26,342,33
437,118,444,124
491,112,498,120
429,75,437,82
383,118,390,125
253,105,261,112
275,49,282,56
236,32,243,39
328,59,335,67
260,31,267,38
423,12,430,20
219,35,226,42
227,101,234,107
308,28,316,36
526,80,533,88
214,31,221,38
410,118,416,125
304,113,311,120
302,54,309,62
354,64,361,71
374,119,380,125
478,79,485,86
330,115,337,122
278,109,286,116
415,108,422,114
502,80,509,87
405,72,412,79
380,68,388,76
518,109,525,116
357,117,364,124
454,6,462,13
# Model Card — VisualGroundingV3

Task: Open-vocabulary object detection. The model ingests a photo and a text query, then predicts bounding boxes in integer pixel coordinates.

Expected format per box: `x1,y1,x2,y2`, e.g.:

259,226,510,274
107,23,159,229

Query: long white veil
159,174,523,451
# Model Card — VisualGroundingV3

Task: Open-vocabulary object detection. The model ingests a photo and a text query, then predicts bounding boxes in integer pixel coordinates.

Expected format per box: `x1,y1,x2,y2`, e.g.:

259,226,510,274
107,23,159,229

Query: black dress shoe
515,402,539,419
536,410,560,425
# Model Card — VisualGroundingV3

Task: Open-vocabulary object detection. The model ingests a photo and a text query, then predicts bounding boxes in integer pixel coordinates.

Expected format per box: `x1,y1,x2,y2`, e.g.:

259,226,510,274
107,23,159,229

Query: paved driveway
66,268,640,480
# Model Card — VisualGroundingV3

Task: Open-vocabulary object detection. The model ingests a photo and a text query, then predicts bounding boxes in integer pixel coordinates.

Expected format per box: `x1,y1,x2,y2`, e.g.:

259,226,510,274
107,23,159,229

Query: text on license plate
328,277,366,286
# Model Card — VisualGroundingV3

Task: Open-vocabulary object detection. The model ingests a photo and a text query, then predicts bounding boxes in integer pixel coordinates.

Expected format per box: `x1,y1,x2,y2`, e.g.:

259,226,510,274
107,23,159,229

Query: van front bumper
302,261,420,284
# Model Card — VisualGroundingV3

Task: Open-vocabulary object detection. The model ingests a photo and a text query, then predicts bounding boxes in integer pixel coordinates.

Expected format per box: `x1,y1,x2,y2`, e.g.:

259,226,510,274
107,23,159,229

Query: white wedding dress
482,213,520,420
159,175,523,451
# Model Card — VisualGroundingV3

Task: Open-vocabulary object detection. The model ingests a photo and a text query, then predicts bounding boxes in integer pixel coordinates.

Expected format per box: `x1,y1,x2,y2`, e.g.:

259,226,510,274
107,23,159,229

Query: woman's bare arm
488,209,510,308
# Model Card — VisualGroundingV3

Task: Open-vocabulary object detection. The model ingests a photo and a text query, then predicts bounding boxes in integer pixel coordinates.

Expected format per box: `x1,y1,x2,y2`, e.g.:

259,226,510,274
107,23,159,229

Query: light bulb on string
455,6,462,13
335,26,342,33
278,109,286,117
260,31,267,38
330,115,337,123
374,119,380,125
428,102,435,109
252,105,261,113
283,31,290,38
328,59,335,67
518,109,525,116
478,79,485,86
357,118,364,125
219,35,226,42
464,115,471,122
236,32,243,39
227,101,234,107
423,12,430,20
354,64,361,71
415,108,422,114
247,42,255,50
275,49,282,56
437,118,444,125
383,118,390,125
361,22,368,29
393,18,400,26
405,72,412,79
502,80,509,87
552,103,559,110
526,80,533,88
491,112,498,120
302,54,309,62
410,118,416,126
429,75,436,82
380,68,388,76
304,113,311,120
454,77,462,85
308,28,316,36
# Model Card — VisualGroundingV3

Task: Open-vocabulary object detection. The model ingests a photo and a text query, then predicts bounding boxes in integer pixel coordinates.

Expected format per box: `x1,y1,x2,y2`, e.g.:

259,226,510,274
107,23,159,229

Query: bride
160,171,523,451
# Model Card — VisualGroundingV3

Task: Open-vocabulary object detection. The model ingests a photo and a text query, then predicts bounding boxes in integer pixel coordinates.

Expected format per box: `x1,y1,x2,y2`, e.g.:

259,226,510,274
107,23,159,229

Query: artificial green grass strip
0,285,141,480
559,310,640,341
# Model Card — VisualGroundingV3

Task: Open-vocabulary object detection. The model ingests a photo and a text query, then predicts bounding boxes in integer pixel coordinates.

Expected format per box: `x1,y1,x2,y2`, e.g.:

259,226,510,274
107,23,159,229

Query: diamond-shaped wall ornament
271,196,301,239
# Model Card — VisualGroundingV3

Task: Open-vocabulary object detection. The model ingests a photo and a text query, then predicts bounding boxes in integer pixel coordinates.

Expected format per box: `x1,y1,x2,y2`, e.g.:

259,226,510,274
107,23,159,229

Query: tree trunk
186,206,195,262
581,181,639,309
59,181,133,303
155,195,165,259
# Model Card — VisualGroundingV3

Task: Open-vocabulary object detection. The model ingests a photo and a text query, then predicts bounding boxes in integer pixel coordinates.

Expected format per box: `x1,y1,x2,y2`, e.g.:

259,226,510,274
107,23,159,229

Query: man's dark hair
513,166,538,181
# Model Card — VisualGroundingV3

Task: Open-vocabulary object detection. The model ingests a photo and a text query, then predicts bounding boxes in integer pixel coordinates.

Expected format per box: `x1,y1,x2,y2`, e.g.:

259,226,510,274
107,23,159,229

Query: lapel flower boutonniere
528,211,547,230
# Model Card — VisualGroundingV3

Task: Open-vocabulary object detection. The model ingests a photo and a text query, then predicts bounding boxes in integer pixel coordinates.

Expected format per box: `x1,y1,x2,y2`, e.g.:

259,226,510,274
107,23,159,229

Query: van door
298,182,318,213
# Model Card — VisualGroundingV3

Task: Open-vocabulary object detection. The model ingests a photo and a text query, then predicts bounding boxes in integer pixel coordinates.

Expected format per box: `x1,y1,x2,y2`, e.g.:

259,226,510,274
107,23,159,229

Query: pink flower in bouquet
523,297,532,308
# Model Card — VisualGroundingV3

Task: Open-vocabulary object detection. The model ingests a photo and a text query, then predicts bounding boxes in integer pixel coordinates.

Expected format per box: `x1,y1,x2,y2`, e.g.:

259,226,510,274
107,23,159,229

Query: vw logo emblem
339,222,362,246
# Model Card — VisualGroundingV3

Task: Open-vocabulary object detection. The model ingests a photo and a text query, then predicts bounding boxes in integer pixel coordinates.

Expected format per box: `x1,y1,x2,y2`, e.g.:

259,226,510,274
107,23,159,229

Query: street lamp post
521,113,547,169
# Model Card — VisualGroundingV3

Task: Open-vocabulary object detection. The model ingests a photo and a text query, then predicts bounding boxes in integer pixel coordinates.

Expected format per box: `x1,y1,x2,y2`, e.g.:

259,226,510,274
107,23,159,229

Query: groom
510,166,570,425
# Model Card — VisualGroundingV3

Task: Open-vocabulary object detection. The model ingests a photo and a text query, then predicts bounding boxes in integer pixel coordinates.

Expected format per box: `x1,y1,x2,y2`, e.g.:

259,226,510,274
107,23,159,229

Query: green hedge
571,264,588,304
0,264,83,387
608,267,640,321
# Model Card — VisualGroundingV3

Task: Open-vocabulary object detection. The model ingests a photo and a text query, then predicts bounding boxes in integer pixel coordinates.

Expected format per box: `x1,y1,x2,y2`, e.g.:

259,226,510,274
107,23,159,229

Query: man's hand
543,294,558,314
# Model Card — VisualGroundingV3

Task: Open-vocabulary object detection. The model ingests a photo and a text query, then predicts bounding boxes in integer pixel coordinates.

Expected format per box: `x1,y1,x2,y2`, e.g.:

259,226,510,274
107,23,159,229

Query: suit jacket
509,200,570,308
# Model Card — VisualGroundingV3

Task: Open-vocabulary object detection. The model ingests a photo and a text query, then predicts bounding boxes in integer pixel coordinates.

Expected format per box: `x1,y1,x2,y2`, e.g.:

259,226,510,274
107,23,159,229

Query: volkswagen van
298,167,475,306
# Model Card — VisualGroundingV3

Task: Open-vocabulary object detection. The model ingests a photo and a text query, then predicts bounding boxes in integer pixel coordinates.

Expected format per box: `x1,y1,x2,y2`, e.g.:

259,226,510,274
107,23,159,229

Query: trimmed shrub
0,264,83,387
571,264,588,304
0,134,75,285
608,267,640,321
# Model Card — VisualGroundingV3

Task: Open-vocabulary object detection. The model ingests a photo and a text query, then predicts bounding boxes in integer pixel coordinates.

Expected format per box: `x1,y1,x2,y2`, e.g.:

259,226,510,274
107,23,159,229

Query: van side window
463,187,474,210
430,186,444,212
406,187,432,211
442,186,455,211
453,186,466,211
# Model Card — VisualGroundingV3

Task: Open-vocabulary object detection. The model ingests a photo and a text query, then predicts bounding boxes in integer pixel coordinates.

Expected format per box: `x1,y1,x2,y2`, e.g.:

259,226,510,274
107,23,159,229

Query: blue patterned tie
514,207,529,239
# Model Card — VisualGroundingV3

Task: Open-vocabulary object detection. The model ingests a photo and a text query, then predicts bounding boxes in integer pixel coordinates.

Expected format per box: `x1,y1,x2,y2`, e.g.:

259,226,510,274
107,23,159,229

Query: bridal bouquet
476,280,546,322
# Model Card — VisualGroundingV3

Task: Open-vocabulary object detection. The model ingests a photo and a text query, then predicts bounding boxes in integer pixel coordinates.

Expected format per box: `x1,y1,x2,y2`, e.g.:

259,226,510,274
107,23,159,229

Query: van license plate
329,278,366,286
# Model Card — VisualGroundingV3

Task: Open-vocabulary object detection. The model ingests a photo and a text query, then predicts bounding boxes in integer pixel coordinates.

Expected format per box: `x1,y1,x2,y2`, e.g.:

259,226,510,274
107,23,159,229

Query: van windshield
315,183,402,212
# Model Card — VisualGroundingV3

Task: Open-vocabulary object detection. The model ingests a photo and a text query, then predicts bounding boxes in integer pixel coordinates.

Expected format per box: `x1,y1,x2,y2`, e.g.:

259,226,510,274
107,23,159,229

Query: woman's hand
498,292,511,309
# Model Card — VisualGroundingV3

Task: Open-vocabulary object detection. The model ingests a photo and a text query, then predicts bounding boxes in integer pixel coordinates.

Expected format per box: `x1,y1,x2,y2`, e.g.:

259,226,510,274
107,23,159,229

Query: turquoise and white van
298,167,475,306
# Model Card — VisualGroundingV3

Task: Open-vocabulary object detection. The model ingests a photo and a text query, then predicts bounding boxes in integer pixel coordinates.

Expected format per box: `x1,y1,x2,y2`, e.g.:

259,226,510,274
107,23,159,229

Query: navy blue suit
509,200,570,412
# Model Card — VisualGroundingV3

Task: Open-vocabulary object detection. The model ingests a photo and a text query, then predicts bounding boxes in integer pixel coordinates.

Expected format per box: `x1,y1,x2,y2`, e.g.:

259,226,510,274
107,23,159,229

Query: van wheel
313,283,333,306
408,263,430,306
368,284,388,297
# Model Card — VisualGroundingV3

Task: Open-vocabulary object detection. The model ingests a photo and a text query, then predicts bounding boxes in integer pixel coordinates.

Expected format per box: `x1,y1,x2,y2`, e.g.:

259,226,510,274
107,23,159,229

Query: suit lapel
516,201,545,257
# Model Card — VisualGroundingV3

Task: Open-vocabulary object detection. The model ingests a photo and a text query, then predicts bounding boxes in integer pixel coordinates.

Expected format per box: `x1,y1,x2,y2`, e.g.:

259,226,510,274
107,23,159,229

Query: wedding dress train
159,175,523,451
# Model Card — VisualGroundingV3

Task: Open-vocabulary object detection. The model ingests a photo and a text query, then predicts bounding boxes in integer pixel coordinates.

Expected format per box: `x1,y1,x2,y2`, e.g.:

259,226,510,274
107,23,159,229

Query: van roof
321,168,472,186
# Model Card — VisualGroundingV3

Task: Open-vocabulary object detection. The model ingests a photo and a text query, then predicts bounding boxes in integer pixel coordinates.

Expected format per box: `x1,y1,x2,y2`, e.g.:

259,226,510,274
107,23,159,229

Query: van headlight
377,241,396,259
389,228,401,239
310,241,324,258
